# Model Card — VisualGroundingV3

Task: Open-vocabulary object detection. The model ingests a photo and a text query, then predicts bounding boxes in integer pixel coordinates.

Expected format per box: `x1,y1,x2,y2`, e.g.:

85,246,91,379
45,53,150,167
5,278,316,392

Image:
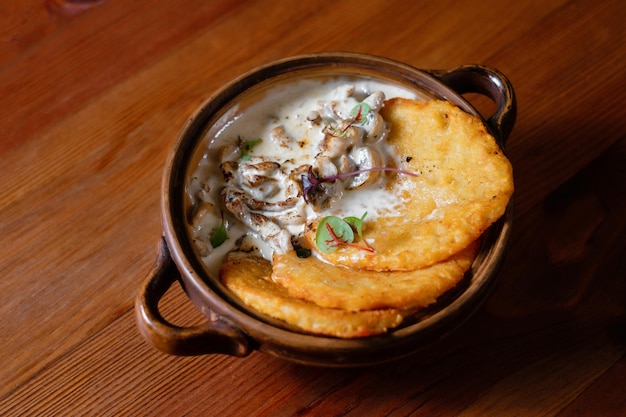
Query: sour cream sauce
187,76,422,277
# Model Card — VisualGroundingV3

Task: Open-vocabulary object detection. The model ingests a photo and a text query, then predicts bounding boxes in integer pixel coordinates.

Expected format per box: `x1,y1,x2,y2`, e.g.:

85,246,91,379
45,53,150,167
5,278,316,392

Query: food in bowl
185,74,513,338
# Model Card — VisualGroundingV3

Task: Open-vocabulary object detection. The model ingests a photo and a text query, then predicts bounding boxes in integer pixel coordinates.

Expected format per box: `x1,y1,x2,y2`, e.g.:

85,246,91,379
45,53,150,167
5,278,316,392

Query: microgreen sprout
301,166,419,203
315,213,375,254
344,212,374,251
350,102,371,124
324,101,372,137
239,137,262,161
210,214,228,248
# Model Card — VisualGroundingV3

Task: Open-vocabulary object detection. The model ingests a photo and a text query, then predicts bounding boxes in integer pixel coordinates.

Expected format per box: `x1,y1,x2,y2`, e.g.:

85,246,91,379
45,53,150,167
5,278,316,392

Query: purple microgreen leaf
324,166,419,182
301,166,419,203
301,166,320,203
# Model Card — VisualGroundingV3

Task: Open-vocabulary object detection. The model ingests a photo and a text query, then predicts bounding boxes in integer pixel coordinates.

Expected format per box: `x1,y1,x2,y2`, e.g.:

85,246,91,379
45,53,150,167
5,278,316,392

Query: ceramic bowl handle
429,65,517,146
135,238,251,357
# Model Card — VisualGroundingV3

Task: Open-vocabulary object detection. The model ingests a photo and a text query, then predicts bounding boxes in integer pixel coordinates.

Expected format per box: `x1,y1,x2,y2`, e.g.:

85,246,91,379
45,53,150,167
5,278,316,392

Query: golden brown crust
220,251,408,338
305,99,513,271
272,240,479,311
219,99,513,338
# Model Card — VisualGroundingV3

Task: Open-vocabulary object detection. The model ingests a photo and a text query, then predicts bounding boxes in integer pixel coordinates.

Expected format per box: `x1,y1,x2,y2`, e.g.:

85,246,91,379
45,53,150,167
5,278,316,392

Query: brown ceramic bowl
135,52,516,367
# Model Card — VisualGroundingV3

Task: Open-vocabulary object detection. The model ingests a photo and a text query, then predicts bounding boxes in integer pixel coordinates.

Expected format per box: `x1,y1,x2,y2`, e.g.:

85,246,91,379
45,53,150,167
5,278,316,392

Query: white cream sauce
187,75,426,278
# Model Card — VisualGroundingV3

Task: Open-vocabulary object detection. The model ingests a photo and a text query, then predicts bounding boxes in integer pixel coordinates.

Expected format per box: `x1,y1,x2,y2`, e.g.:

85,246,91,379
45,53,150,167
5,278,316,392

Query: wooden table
2,0,625,415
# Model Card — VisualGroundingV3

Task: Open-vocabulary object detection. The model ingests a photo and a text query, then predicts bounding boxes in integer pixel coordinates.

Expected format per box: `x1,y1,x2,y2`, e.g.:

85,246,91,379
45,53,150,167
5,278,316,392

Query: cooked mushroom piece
270,126,293,148
337,154,356,174
221,188,291,253
362,91,385,111
347,145,382,189
238,161,282,200
220,160,238,184
318,125,360,159
314,156,338,179
189,202,217,257
222,187,298,213
366,112,386,143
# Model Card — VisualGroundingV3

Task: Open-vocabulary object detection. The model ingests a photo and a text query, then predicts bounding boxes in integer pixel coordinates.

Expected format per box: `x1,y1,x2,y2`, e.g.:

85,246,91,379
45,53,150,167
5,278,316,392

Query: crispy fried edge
220,251,409,338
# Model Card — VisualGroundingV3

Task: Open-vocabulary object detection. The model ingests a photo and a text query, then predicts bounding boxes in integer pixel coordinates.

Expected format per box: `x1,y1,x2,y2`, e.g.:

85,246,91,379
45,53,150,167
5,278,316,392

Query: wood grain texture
1,0,625,415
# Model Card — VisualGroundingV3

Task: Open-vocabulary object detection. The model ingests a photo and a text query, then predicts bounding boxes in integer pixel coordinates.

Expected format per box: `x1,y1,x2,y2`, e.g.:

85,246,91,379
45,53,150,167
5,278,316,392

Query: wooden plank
0,0,570,397
491,0,626,216
485,135,626,318
558,355,626,417
1,0,625,414
0,0,249,156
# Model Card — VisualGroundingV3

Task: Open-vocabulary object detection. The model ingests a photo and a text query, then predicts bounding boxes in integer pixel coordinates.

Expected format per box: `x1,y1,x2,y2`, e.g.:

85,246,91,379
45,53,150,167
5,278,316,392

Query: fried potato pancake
272,240,479,311
305,99,513,271
220,251,407,338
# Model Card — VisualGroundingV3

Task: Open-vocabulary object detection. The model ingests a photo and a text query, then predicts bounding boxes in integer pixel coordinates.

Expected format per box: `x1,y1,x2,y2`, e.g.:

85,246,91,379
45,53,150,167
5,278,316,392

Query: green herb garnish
210,222,228,248
350,102,371,124
315,213,375,254
239,137,262,161
344,211,368,243
323,102,372,138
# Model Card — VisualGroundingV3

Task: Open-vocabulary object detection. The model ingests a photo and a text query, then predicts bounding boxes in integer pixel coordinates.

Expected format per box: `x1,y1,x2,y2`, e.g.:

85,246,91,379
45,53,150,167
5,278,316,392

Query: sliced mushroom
313,156,338,179
318,133,347,159
238,161,282,199
365,112,387,143
241,174,280,198
273,204,306,227
270,125,293,148
221,188,291,253
362,91,385,111
217,143,241,162
191,202,215,229
220,161,238,185
337,154,356,174
241,161,281,176
307,111,321,124
222,188,299,213
189,202,217,257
